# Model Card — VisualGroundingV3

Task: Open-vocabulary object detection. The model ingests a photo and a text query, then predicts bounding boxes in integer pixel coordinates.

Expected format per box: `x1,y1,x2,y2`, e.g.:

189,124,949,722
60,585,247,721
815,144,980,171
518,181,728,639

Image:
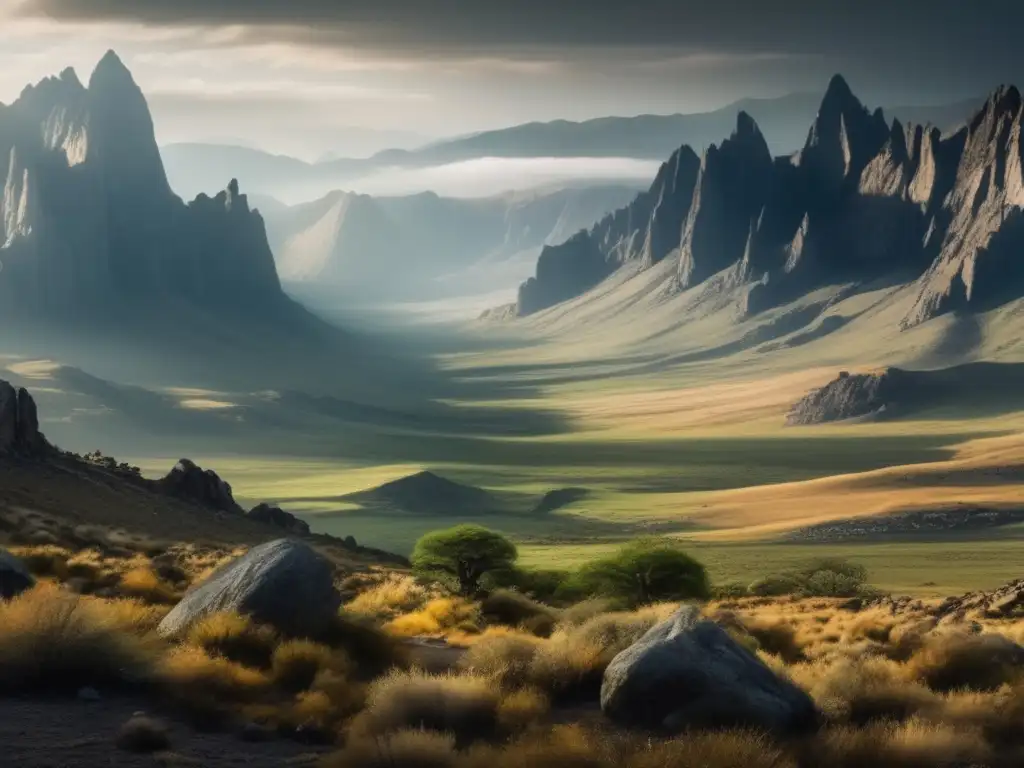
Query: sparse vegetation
567,539,711,606
412,525,518,596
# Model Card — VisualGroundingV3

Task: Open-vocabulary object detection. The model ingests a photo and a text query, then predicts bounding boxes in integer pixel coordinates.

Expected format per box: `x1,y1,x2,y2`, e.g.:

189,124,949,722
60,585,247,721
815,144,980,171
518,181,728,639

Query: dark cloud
15,0,1024,108
18,0,1024,60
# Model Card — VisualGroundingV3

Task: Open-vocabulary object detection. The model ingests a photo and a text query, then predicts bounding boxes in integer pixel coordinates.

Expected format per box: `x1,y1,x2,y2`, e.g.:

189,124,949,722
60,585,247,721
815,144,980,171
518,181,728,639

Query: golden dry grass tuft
386,597,481,638
185,611,279,669
0,583,159,692
323,729,458,768
345,573,433,620
350,669,500,747
118,566,181,605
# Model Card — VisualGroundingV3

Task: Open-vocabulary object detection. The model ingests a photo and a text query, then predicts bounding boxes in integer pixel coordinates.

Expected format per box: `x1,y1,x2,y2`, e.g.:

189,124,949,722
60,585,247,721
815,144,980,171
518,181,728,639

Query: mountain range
160,94,979,201
0,52,291,326
260,185,640,302
509,76,1024,332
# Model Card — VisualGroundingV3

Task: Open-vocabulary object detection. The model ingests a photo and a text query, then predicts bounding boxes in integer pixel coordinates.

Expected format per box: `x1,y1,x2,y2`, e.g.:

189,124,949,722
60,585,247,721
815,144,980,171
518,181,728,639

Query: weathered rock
934,578,1024,623
787,368,914,425
157,539,340,639
0,381,17,453
0,382,50,457
0,547,35,599
157,458,242,514
246,503,310,535
600,605,817,734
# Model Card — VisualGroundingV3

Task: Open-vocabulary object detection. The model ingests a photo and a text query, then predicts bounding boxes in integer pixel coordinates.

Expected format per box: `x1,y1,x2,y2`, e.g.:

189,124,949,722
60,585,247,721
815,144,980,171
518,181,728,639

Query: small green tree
411,525,518,596
571,538,710,606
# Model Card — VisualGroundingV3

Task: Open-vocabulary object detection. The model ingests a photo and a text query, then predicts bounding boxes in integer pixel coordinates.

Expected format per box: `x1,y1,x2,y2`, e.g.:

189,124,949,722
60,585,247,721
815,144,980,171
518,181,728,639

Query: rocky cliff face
514,75,1024,328
0,51,283,321
0,380,50,456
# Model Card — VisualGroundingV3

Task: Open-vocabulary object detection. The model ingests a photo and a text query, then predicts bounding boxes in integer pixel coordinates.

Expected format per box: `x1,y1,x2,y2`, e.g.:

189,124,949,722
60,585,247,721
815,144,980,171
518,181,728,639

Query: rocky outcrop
0,548,34,599
517,231,609,315
246,503,311,535
515,146,700,316
157,539,340,639
786,368,917,425
157,459,243,514
601,605,818,734
0,380,50,456
510,74,1024,328
678,112,774,288
0,51,286,322
934,578,1024,623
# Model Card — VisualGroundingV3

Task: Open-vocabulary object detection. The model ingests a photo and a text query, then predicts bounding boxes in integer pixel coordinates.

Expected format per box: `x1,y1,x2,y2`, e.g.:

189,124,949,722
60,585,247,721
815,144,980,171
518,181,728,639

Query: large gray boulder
157,539,339,639
0,548,35,599
601,605,817,734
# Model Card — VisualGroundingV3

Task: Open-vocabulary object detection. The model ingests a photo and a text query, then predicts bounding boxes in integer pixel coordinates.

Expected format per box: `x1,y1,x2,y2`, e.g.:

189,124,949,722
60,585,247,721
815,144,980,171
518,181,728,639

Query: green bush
567,538,710,606
412,526,518,596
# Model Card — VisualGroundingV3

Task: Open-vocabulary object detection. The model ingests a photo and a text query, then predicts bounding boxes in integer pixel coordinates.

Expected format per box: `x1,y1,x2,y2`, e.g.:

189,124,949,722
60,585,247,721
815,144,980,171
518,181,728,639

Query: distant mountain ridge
0,51,289,325
509,76,1024,330
261,185,640,301
160,93,979,200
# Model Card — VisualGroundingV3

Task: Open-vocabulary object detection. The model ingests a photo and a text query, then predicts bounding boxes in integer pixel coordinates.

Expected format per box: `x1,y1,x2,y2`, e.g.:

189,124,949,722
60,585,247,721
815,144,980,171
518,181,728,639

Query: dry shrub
632,730,796,768
186,612,278,669
350,669,500,747
557,599,619,628
10,545,70,578
323,729,458,768
481,590,558,633
116,715,171,753
84,595,171,634
158,645,270,722
321,612,405,677
803,718,991,768
0,583,158,692
271,639,347,693
800,656,938,725
345,573,430,619
908,632,1024,692
460,629,545,690
496,687,550,733
387,597,481,638
118,566,180,605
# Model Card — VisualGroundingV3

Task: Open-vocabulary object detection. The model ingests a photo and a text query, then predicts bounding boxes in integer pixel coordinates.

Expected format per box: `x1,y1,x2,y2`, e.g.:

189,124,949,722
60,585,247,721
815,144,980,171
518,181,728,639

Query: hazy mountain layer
511,77,1024,331
261,185,640,302
160,94,979,201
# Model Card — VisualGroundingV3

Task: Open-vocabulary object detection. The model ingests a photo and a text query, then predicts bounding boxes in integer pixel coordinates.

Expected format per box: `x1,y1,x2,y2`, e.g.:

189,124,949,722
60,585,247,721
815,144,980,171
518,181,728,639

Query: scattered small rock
76,686,101,703
116,715,171,753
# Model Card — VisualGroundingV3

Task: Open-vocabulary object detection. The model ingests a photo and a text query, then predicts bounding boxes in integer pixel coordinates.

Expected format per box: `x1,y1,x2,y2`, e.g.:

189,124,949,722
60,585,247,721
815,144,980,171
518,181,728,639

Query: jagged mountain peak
58,67,83,89
734,110,761,140
90,50,132,87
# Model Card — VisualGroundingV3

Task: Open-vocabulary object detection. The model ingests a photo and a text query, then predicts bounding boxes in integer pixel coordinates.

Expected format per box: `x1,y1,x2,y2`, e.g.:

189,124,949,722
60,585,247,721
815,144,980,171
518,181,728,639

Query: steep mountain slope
511,77,1024,333
0,52,287,325
261,185,639,301
160,94,980,201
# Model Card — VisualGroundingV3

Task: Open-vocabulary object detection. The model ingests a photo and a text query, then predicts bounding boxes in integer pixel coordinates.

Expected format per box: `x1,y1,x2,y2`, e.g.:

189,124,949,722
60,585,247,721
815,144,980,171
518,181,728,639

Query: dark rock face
247,503,311,535
787,368,914,425
0,51,284,322
601,605,818,734
157,539,340,639
518,231,609,316
678,112,774,288
157,459,243,514
0,548,35,599
0,380,50,456
515,146,700,316
511,74,1024,327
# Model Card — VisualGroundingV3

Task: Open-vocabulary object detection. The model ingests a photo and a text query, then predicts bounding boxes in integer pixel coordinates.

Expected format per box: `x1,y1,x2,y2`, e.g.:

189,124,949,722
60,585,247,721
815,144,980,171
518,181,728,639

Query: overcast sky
2,0,1023,159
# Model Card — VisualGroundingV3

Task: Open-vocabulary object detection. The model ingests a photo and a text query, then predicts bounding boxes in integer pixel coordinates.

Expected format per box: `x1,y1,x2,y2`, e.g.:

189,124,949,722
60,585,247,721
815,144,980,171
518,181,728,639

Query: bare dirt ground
0,695,329,768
